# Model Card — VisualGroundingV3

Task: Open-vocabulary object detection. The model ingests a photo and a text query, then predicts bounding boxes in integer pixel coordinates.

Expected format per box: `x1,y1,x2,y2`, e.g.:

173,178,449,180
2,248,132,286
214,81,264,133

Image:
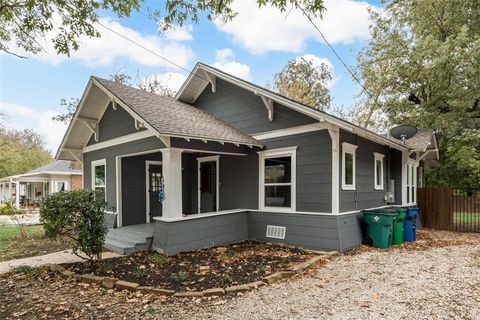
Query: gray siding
121,153,162,226
152,210,366,255
194,79,317,134
339,131,390,212
263,130,332,213
83,136,165,211
152,212,248,255
87,103,142,146
248,211,341,251
219,154,258,210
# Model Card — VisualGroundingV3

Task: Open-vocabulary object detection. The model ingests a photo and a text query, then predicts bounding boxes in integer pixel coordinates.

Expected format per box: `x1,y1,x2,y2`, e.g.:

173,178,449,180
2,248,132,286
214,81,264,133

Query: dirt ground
1,229,479,320
63,241,314,291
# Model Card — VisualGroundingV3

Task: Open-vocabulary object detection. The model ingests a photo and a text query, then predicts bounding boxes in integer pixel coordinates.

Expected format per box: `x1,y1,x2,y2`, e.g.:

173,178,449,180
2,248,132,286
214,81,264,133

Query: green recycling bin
363,209,397,248
392,208,407,245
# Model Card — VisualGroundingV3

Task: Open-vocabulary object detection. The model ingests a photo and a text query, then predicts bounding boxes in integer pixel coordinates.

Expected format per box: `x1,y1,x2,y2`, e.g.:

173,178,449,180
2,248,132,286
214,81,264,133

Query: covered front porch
115,141,259,228
0,178,52,209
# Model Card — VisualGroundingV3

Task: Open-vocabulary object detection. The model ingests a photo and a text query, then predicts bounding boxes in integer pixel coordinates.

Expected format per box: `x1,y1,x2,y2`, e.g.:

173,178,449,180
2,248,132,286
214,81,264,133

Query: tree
1,0,325,57
357,0,480,187
40,189,108,264
0,127,52,178
273,57,332,111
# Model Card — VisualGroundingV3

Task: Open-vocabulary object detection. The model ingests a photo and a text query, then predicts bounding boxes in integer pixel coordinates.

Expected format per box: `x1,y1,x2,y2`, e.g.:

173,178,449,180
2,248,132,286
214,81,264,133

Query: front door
147,163,163,221
199,159,218,213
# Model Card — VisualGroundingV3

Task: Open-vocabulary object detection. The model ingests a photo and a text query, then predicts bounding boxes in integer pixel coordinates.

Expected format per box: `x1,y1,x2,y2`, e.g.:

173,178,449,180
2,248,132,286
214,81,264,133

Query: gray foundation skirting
152,211,363,256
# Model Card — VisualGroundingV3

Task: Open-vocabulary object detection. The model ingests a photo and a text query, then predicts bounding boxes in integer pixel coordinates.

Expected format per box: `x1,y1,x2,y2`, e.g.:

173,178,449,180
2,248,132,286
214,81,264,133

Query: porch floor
104,223,155,255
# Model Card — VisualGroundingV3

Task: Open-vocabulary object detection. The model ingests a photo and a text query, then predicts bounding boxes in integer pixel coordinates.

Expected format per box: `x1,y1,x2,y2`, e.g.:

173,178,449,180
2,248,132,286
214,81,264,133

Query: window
374,153,385,190
342,142,357,190
406,161,417,205
259,147,296,211
91,159,106,198
54,181,67,192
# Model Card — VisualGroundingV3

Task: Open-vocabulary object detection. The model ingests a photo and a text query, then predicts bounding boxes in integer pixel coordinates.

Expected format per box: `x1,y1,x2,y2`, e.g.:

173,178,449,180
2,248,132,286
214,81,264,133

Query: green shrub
133,267,146,279
0,203,20,215
221,274,233,284
149,253,169,266
173,271,187,283
40,190,107,264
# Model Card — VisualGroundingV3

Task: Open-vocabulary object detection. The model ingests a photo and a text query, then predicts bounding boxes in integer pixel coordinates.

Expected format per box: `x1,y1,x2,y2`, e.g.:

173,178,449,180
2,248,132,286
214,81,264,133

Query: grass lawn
0,225,71,262
454,212,480,222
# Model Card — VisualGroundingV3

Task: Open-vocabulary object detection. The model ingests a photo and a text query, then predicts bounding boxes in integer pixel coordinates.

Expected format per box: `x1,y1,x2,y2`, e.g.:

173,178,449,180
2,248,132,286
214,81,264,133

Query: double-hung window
374,153,385,190
91,159,106,199
259,147,296,212
406,161,417,205
342,142,357,190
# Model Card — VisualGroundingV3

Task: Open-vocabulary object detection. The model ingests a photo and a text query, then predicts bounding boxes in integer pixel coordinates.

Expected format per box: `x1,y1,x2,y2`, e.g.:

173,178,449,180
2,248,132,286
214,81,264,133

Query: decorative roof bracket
201,70,216,93
259,95,274,121
78,117,99,142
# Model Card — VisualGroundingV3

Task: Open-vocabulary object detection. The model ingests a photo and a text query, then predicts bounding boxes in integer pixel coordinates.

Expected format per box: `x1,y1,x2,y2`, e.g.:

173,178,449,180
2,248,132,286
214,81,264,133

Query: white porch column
8,181,12,201
328,126,340,214
15,182,20,209
161,148,183,220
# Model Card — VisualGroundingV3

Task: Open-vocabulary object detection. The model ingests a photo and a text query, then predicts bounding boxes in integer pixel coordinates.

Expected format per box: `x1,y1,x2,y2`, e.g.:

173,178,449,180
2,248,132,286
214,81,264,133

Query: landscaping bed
63,241,317,291
0,225,71,262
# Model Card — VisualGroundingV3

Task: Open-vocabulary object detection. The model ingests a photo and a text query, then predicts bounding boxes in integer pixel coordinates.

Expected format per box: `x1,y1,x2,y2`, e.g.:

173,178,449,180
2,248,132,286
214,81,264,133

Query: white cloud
139,72,187,94
296,54,336,88
0,101,68,154
214,0,378,54
162,24,194,41
25,17,194,68
212,48,251,80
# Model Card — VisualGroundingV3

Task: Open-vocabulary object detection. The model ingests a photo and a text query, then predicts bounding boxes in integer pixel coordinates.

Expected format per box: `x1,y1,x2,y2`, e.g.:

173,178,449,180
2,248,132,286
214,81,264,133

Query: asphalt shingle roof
25,160,82,175
388,128,435,151
94,77,261,147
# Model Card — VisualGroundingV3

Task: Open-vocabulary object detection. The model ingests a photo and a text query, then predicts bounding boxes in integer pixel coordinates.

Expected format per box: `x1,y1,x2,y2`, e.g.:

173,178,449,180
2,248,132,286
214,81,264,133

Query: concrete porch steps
103,225,154,255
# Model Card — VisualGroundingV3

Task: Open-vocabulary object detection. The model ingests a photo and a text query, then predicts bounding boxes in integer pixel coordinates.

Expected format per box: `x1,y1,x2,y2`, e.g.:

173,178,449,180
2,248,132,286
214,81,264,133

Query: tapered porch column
161,148,183,220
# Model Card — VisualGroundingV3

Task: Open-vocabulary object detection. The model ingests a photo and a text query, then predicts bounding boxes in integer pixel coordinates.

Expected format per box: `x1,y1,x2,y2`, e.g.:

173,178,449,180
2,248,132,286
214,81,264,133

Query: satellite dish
390,125,418,144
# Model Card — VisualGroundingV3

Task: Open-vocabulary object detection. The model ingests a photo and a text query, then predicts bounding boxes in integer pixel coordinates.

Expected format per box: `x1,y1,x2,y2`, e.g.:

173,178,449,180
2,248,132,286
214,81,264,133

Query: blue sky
0,0,382,153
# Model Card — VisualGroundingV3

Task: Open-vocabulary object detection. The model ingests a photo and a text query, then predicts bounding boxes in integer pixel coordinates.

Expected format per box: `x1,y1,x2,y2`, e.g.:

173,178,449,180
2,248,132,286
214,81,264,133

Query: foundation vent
266,225,286,239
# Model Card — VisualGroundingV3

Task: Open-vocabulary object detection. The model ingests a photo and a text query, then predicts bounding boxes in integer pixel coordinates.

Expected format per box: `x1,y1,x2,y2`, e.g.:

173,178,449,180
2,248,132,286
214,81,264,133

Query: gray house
56,63,438,255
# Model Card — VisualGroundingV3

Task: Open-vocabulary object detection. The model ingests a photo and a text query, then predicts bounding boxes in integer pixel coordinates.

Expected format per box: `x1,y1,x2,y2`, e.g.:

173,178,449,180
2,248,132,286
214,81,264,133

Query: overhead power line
298,5,384,111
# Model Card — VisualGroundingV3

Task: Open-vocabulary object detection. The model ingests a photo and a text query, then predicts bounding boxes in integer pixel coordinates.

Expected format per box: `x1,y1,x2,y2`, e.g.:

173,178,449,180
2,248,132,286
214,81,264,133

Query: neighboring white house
0,160,83,209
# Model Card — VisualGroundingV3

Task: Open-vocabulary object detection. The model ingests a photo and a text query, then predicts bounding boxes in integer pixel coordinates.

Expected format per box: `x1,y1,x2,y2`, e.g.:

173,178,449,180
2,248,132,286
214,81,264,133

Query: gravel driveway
1,230,479,319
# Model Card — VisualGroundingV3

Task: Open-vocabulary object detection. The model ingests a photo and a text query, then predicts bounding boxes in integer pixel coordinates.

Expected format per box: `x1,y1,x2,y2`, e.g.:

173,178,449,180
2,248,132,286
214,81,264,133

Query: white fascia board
181,63,408,152
55,79,94,159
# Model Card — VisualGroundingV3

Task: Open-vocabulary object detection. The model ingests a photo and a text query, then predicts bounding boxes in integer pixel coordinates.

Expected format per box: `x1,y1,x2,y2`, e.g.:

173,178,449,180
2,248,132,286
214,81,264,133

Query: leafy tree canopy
1,0,325,57
0,127,52,178
273,56,332,111
357,0,480,188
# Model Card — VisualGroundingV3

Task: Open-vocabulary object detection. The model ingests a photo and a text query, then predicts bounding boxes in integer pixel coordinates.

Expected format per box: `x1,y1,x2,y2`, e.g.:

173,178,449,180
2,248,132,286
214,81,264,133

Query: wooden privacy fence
417,188,480,232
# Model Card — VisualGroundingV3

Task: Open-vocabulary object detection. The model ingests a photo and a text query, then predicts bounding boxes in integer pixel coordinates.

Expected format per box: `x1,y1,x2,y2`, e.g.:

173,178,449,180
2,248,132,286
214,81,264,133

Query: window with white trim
54,181,68,192
406,161,418,205
259,147,296,211
91,159,106,198
374,153,385,190
342,142,357,190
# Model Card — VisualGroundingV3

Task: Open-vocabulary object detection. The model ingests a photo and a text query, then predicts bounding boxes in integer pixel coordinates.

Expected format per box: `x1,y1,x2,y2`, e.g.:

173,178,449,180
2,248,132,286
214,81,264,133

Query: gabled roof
176,63,411,152
388,128,439,160
56,76,262,160
93,77,261,147
25,160,82,175
0,160,82,182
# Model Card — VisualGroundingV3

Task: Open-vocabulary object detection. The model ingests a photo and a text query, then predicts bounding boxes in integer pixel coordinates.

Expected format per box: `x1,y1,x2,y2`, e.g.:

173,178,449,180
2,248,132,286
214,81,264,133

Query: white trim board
197,155,220,213
84,131,156,153
258,146,297,213
341,142,358,191
252,122,328,140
